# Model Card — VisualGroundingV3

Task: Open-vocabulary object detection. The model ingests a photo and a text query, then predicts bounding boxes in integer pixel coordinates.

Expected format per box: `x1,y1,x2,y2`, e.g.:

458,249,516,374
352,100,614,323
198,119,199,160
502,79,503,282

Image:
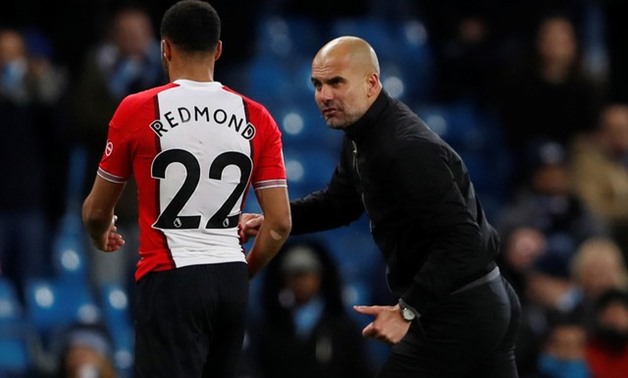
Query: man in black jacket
241,36,521,377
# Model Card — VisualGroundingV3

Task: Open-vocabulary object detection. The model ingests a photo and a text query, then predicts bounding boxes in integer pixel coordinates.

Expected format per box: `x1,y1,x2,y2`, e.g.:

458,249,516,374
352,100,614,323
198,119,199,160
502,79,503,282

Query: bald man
242,36,521,377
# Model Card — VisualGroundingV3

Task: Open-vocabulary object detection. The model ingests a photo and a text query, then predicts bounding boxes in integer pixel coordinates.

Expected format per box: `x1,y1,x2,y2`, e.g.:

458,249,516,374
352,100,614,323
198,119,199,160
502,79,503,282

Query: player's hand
239,213,264,243
353,304,411,345
94,215,125,253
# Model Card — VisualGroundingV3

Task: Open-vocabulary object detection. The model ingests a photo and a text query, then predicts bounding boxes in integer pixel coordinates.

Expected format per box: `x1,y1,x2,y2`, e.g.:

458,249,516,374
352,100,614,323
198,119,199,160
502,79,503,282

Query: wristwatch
399,299,417,322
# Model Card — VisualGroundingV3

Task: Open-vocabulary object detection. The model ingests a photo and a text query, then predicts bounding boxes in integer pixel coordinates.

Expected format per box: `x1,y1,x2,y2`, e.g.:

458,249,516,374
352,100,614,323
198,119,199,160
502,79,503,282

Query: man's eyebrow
311,76,345,84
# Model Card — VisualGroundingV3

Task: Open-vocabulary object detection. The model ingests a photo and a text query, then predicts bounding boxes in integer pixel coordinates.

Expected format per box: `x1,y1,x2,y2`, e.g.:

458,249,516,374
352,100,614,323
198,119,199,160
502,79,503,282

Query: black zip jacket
290,91,499,316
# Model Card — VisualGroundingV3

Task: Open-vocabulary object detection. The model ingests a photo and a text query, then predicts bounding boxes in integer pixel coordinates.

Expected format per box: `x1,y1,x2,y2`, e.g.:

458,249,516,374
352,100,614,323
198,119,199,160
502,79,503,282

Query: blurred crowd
1,0,628,377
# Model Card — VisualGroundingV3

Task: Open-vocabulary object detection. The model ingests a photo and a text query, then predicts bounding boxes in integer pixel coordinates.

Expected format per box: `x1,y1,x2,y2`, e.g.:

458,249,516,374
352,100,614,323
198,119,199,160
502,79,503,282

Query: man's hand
92,216,125,253
353,304,411,344
239,213,264,243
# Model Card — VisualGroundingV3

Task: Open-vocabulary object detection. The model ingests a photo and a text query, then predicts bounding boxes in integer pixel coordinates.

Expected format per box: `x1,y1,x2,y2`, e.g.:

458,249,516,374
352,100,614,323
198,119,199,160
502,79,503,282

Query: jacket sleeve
290,140,365,234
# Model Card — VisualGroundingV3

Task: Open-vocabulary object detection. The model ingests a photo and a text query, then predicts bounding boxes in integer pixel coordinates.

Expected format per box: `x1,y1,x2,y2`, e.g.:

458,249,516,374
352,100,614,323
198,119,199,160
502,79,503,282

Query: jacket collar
344,90,390,141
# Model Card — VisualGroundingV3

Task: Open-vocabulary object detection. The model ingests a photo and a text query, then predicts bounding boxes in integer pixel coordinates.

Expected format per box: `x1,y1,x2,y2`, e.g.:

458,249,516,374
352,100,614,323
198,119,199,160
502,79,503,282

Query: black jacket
290,91,499,316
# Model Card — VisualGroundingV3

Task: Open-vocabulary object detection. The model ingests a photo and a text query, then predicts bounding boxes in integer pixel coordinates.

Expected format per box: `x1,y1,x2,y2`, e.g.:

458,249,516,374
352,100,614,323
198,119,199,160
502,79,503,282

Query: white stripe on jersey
154,80,251,267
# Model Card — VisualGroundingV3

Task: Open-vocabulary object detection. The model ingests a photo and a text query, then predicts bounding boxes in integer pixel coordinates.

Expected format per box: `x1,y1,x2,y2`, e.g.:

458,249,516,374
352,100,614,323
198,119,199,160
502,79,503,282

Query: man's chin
324,118,347,129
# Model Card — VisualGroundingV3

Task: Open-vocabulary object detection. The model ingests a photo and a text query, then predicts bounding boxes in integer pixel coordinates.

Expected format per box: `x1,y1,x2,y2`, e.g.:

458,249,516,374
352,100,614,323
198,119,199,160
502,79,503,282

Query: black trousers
134,262,249,378
378,276,521,378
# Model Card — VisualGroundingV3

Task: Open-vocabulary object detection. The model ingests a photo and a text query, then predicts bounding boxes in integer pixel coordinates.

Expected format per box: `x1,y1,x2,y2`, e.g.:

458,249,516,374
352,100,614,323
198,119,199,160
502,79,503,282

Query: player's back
99,79,285,280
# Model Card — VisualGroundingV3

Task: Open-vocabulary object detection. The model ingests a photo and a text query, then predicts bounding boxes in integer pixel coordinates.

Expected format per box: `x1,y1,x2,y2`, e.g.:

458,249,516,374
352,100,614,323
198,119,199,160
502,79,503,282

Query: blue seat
24,278,100,334
416,101,482,152
394,19,435,102
255,16,324,59
283,148,338,196
275,103,343,152
246,57,293,104
0,337,30,376
0,277,22,323
51,222,90,284
100,284,134,376
0,277,33,376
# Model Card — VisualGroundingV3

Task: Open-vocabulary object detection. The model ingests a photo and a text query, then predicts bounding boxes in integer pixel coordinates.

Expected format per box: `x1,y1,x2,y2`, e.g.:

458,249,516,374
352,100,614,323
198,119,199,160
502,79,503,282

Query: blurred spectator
508,236,626,377
71,4,165,290
496,139,608,287
585,288,628,378
422,5,506,107
537,314,591,378
247,238,375,378
495,12,604,188
498,227,547,303
568,238,628,321
54,321,117,378
0,27,68,295
571,103,628,260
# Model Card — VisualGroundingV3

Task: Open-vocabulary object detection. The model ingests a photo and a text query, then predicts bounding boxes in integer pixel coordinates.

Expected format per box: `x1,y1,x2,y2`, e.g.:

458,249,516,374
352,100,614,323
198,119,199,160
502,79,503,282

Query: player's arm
82,175,126,252
245,186,291,278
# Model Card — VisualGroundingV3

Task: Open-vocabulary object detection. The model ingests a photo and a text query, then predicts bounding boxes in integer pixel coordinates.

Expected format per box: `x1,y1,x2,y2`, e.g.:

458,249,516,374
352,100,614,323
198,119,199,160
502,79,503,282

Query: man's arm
82,175,126,252
290,140,364,234
245,186,291,278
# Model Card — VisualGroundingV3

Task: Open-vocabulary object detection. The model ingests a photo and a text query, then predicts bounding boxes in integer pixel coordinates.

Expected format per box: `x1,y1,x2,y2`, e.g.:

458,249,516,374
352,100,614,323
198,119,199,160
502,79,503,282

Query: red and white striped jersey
97,79,287,281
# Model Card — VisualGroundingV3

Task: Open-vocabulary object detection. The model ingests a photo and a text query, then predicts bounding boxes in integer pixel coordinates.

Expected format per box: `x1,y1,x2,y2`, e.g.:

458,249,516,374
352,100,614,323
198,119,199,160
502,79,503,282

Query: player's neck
168,61,216,83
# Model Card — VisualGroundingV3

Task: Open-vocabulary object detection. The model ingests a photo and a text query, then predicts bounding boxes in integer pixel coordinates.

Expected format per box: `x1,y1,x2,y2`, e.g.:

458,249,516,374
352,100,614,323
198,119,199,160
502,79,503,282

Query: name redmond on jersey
149,106,256,140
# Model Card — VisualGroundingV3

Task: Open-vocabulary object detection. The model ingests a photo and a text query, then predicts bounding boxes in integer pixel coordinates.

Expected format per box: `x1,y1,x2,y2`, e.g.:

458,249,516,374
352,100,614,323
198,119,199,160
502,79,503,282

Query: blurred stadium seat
0,337,30,376
283,147,338,197
0,277,33,376
275,102,343,152
245,57,294,104
255,16,324,60
100,284,134,377
415,102,481,152
51,218,89,284
24,278,100,335
0,277,23,324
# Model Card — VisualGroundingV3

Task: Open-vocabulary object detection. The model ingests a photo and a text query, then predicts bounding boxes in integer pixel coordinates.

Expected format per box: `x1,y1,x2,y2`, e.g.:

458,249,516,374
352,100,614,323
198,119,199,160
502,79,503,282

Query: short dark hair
160,0,221,53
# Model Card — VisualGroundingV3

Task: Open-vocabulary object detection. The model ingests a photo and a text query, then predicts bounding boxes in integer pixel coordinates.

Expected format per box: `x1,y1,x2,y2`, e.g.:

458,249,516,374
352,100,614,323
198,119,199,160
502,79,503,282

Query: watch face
402,307,415,321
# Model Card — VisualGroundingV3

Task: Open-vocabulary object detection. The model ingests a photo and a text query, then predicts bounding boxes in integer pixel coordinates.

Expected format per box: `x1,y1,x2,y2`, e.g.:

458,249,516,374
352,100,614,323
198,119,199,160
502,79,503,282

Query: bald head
314,36,380,77
311,36,382,129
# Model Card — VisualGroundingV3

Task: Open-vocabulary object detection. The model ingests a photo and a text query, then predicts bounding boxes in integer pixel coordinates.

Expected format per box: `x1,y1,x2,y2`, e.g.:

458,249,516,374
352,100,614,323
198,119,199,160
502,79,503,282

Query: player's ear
214,40,222,62
161,39,172,60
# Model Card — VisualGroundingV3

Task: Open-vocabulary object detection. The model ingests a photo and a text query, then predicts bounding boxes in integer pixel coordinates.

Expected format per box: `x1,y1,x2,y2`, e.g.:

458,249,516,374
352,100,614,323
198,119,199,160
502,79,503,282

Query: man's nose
317,85,333,100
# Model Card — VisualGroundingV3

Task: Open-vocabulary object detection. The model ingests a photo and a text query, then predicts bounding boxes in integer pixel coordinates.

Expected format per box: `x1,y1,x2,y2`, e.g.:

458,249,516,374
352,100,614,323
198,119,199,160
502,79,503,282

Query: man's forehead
311,54,353,78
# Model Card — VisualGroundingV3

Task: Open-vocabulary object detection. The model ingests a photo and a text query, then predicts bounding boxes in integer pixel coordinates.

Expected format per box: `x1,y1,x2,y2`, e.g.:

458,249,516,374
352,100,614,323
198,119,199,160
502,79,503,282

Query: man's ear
214,40,223,61
161,39,172,60
367,72,380,97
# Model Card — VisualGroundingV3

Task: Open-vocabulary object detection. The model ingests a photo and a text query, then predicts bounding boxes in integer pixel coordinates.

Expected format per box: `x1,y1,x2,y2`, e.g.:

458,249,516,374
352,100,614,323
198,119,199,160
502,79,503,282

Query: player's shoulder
112,83,177,129
119,82,177,110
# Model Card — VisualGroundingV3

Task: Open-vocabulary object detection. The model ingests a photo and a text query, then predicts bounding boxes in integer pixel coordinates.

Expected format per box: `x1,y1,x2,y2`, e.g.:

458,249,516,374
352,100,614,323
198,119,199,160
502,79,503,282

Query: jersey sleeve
249,104,287,190
97,97,134,184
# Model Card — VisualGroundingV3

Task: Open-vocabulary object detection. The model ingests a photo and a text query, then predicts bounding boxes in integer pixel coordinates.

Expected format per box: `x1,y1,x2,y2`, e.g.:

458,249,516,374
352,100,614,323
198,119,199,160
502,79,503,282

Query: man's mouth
322,107,338,117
